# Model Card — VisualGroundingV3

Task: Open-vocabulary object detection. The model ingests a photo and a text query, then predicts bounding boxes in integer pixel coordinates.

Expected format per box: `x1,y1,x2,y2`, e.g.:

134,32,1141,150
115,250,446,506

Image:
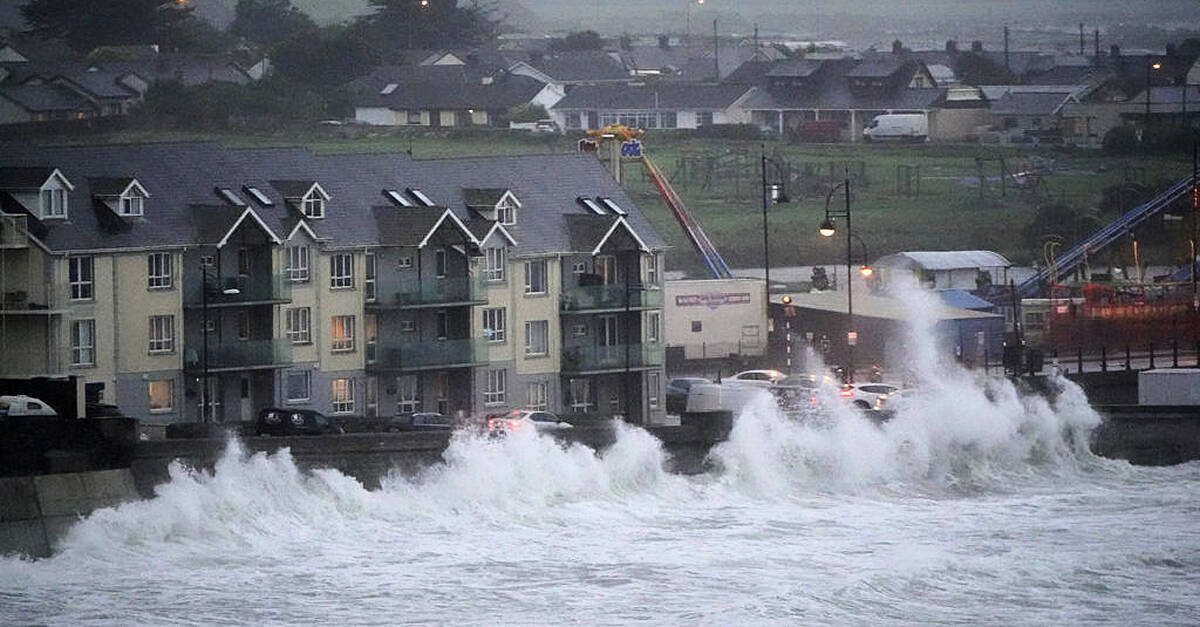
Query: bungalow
352,65,555,127
548,82,755,131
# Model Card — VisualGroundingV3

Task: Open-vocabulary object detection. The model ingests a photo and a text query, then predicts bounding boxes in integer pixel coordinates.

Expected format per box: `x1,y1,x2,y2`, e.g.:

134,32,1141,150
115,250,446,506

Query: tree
21,0,195,53
359,0,496,54
271,24,377,89
231,0,315,49
549,30,604,52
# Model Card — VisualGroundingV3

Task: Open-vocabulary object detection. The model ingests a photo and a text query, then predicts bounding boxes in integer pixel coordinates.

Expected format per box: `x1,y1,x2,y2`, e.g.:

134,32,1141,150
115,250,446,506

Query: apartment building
0,143,668,424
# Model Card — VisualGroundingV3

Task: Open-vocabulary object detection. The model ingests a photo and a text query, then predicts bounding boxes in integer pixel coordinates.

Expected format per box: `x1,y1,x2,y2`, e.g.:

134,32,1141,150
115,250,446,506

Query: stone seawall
0,469,140,558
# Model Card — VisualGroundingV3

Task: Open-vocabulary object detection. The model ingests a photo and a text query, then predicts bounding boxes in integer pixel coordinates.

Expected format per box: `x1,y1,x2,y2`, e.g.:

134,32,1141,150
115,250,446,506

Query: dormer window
302,193,324,218
496,198,516,225
41,188,66,219
120,190,144,216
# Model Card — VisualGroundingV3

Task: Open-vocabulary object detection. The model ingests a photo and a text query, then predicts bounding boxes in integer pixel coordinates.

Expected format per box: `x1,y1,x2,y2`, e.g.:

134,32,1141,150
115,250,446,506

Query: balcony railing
185,339,292,371
560,285,662,312
561,343,663,373
368,338,486,371
370,276,486,308
185,274,292,307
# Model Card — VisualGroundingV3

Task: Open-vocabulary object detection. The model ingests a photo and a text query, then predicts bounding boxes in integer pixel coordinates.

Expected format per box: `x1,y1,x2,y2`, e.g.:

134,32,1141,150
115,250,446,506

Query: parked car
666,377,711,414
726,369,787,388
872,388,918,412
769,374,821,405
531,119,562,134
255,408,343,436
0,395,58,418
838,383,902,409
486,410,573,436
863,113,928,142
389,412,454,432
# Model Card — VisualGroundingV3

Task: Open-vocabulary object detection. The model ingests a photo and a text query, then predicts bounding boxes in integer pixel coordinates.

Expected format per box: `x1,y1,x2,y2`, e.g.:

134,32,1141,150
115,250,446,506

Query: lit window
330,253,354,289
331,379,355,414
286,307,311,344
148,315,174,353
148,380,174,413
524,320,548,356
147,252,172,289
484,247,506,281
483,307,506,342
365,314,377,364
70,319,95,366
484,369,506,405
286,371,311,403
331,315,355,352
69,256,94,300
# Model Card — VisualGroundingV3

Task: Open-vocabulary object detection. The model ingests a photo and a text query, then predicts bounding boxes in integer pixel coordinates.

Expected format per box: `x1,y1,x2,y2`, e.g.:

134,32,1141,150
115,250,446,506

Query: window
646,311,661,343
287,246,310,282
697,111,713,127
70,319,95,366
398,256,413,269
573,323,588,337
331,378,354,414
148,315,174,353
691,320,702,333
497,199,516,225
216,187,244,206
397,376,418,413
527,382,548,411
435,249,447,278
302,193,324,219
365,253,377,302
286,307,311,344
330,253,354,289
406,110,422,125
41,188,66,218
147,252,172,289
598,315,619,347
647,372,660,409
365,314,377,364
119,190,144,216
524,320,548,356
366,377,378,417
644,254,659,285
237,311,250,340
201,254,215,268
569,378,592,411
399,319,416,332
483,307,506,342
331,315,355,352
148,380,173,413
661,111,677,129
566,112,582,129
436,310,448,339
484,247,506,282
286,371,311,403
596,255,616,285
435,373,449,415
204,313,217,334
573,262,587,275
245,186,273,206
1025,312,1046,331
68,256,93,300
484,369,506,405
524,259,547,295
237,248,251,276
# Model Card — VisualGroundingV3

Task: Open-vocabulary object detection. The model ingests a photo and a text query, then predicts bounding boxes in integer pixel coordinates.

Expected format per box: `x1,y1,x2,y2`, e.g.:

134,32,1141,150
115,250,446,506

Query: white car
837,383,902,409
726,369,787,388
0,395,58,417
487,410,573,435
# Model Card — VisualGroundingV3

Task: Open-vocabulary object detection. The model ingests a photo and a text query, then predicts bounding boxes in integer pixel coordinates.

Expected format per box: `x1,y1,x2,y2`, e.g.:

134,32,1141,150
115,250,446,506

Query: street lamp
1145,61,1162,125
819,174,856,383
760,146,790,317
200,263,239,423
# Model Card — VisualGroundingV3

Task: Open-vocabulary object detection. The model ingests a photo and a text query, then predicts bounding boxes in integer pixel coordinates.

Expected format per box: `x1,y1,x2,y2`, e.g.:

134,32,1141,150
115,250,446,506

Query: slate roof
771,290,1000,321
525,51,628,82
352,65,545,110
551,83,752,110
87,177,137,196
0,83,94,112
0,167,57,189
845,56,906,78
990,91,1072,116
0,143,665,257
743,84,945,111
764,58,825,78
269,180,317,199
463,188,509,207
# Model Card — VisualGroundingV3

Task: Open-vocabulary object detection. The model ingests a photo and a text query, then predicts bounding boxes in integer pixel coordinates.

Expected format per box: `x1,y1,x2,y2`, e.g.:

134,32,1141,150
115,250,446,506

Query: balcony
368,338,486,371
560,285,662,313
1,214,28,249
185,339,293,372
184,275,292,308
369,276,486,309
561,343,663,374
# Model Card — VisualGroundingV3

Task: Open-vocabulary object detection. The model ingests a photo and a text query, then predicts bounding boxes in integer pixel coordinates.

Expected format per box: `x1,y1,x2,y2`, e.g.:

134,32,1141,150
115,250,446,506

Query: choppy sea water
3,289,1198,625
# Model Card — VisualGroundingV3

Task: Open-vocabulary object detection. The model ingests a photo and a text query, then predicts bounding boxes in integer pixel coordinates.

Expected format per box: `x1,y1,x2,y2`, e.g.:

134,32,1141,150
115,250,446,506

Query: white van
863,114,929,142
0,395,58,417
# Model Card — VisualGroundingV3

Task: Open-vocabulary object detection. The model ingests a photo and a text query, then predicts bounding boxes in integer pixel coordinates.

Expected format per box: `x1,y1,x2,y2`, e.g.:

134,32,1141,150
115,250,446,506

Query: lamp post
819,174,855,382
1145,61,1162,127
200,263,239,423
760,146,790,318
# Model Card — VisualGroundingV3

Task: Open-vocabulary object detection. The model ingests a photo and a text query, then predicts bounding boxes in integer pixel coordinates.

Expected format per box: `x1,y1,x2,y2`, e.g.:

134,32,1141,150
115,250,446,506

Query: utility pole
713,19,720,82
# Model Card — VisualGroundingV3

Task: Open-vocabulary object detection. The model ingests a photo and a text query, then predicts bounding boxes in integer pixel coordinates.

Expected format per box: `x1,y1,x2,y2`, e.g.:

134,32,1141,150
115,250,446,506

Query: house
352,65,556,127
548,82,755,131
741,54,989,142
508,50,631,88
986,88,1078,144
0,143,668,425
872,250,1013,292
0,82,97,123
617,42,785,83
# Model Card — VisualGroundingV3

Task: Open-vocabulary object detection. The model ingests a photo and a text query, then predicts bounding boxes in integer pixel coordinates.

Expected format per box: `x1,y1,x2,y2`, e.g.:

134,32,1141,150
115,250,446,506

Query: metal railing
562,343,663,373
372,276,486,308
185,339,292,370
368,338,486,370
560,285,662,312
185,274,292,306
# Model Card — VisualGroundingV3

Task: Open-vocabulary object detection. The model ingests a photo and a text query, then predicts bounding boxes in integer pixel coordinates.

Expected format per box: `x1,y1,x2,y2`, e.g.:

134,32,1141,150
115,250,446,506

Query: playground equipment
1017,174,1195,298
585,126,734,279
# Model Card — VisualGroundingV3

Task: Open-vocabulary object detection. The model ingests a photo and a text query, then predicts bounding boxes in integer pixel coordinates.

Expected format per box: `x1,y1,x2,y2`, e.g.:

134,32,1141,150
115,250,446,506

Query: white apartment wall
664,278,766,360
355,107,399,126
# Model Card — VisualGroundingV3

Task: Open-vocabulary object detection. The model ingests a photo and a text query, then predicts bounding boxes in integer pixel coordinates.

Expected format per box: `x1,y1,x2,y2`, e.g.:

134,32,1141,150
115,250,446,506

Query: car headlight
265,411,281,424
290,413,305,426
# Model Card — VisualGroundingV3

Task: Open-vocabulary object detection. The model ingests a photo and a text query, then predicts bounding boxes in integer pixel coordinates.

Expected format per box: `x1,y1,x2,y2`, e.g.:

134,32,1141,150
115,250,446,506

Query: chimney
1079,24,1084,56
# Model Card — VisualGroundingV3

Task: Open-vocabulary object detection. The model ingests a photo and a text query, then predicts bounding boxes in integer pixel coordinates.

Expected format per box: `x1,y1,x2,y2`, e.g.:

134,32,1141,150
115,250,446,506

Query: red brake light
840,389,853,398
811,396,819,404
509,419,520,429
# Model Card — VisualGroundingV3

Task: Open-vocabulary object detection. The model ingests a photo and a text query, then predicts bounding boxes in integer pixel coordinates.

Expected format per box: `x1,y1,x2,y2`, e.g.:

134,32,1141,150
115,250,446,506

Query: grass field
37,127,1195,276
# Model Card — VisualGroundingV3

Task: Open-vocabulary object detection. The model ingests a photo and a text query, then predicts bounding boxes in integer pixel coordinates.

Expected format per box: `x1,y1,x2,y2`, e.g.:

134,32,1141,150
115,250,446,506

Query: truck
862,113,929,142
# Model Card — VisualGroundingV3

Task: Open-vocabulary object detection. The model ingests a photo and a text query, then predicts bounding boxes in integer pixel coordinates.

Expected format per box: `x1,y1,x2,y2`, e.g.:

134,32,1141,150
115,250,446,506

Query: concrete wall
0,469,139,558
